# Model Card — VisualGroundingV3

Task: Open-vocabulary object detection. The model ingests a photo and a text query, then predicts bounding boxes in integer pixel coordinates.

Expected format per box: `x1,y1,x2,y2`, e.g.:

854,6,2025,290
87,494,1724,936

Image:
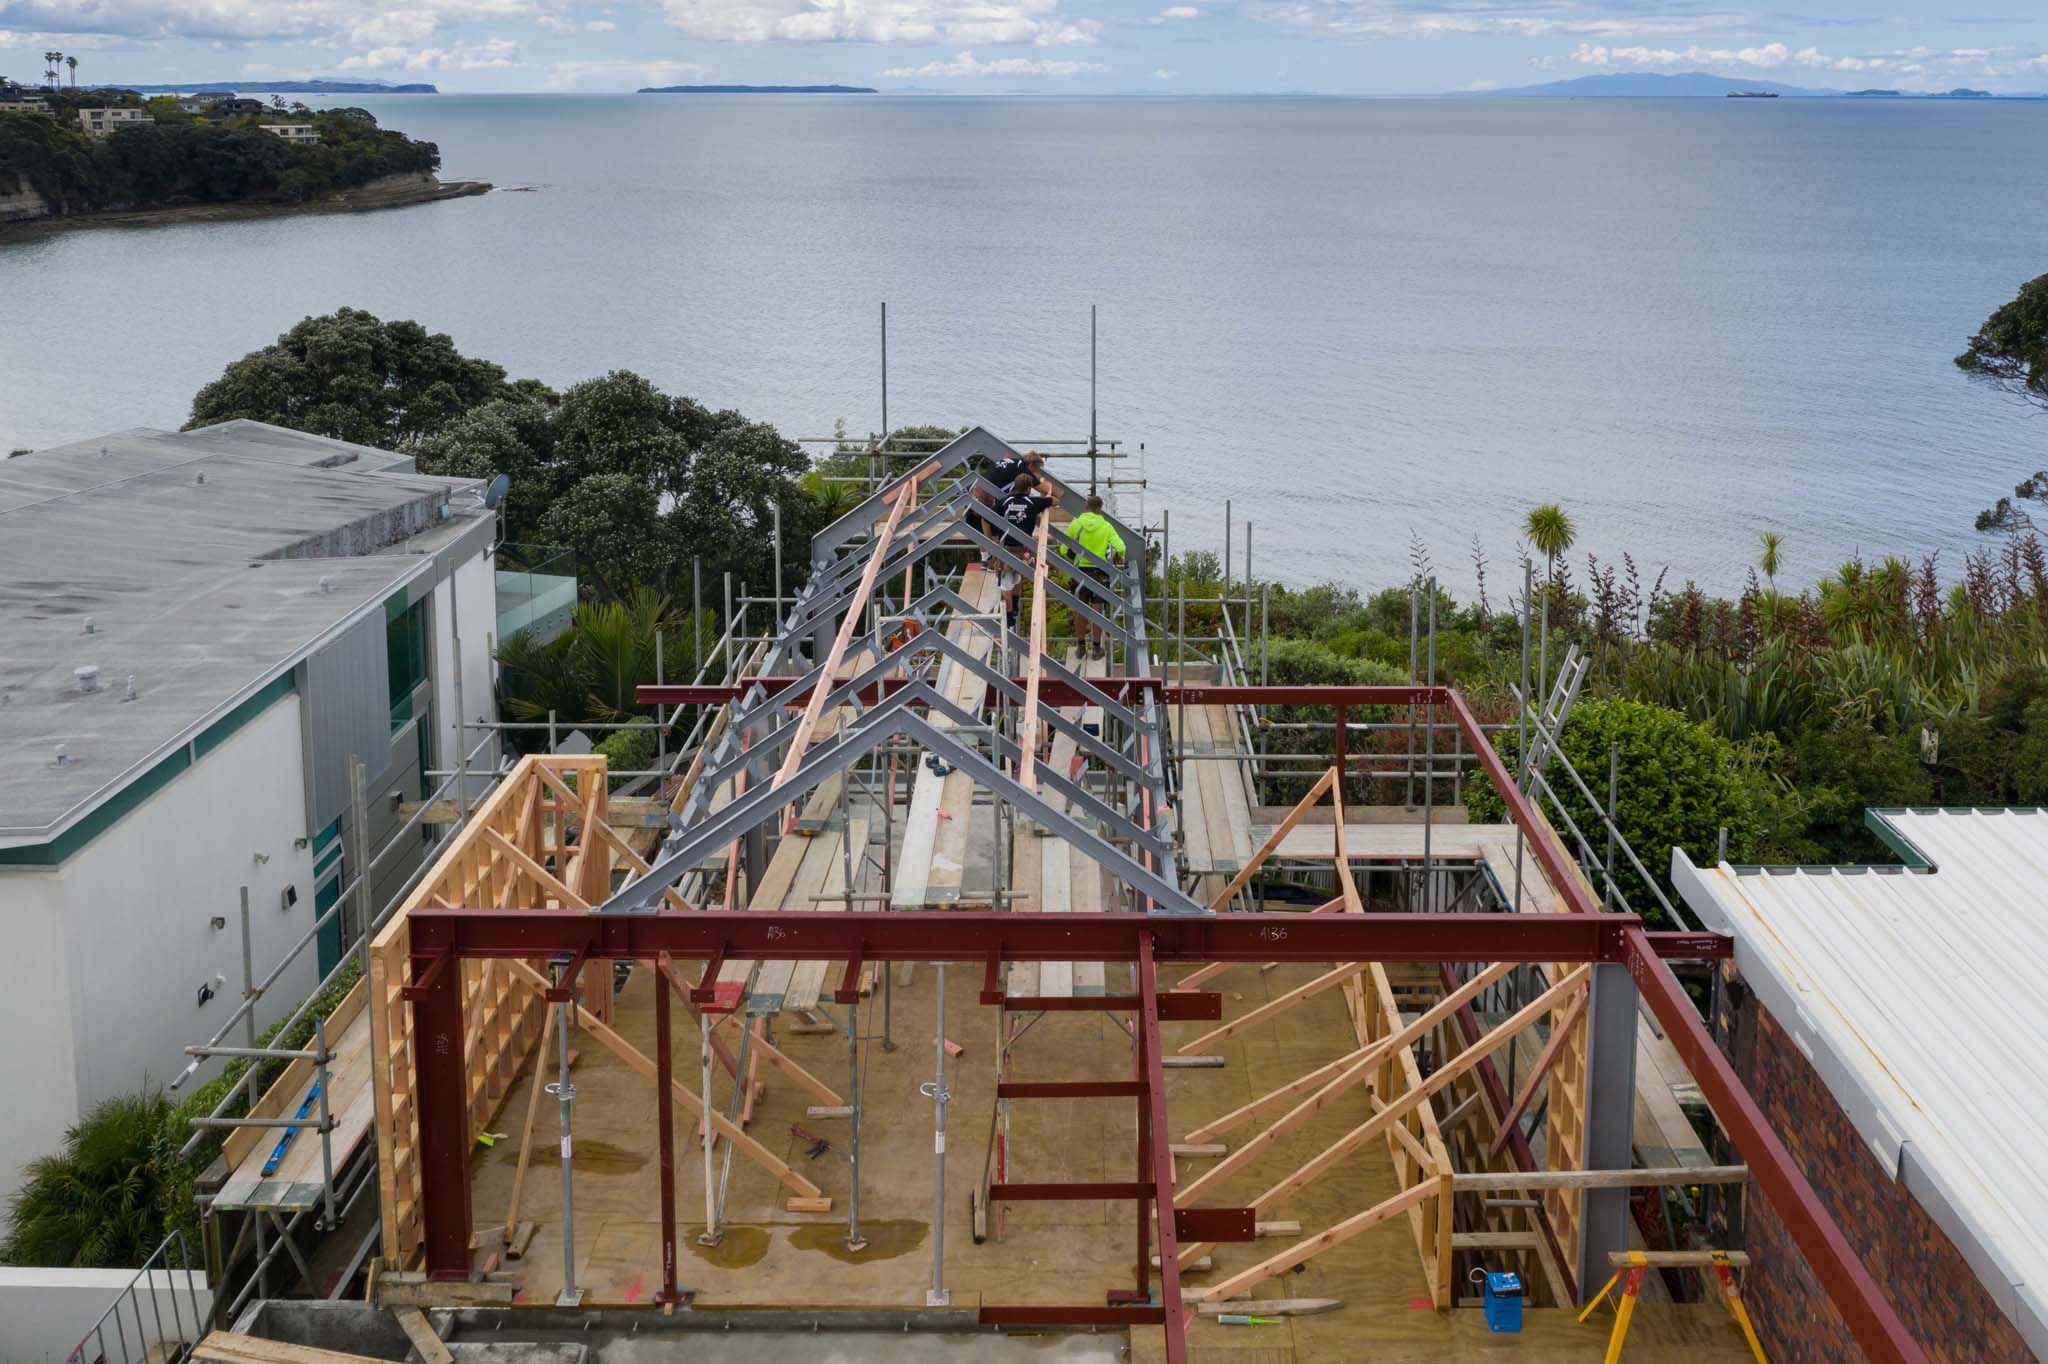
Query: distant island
638,84,876,94
1476,71,2044,98
121,80,439,95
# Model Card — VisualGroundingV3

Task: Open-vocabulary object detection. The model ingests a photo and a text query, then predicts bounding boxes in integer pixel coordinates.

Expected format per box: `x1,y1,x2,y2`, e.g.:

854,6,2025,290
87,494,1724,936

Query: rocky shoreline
0,174,491,239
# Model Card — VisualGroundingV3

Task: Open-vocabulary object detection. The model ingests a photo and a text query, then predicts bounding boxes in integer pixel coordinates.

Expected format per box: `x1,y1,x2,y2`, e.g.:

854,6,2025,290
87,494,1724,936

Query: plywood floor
464,955,1756,1362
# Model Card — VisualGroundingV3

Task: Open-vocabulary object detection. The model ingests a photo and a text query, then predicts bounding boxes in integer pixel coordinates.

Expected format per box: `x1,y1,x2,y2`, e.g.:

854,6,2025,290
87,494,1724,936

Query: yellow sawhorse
1578,1249,1769,1363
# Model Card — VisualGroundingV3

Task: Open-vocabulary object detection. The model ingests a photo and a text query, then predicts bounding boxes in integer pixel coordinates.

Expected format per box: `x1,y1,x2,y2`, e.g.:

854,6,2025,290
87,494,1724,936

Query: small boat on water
1727,90,1780,98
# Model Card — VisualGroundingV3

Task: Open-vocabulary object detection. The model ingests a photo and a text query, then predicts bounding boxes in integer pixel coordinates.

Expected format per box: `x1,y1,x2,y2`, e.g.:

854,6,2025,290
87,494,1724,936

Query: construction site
110,425,1940,1364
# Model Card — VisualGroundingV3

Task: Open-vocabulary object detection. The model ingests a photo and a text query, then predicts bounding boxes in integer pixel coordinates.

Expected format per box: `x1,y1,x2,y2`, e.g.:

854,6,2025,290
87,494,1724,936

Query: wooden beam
393,1309,454,1364
1608,1249,1752,1268
1487,984,1588,1160
1201,766,1337,915
479,825,586,910
502,961,825,1202
584,816,693,910
655,958,844,1107
1200,1181,1434,1302
500,1002,556,1242
193,1334,387,1364
1194,1298,1340,1318
1184,961,1515,1142
774,479,916,793
1456,1165,1750,1193
1175,959,1367,1055
1018,511,1053,792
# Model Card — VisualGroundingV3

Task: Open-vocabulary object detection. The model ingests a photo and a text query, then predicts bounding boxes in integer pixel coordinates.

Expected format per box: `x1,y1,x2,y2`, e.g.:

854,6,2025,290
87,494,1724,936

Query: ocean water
2,94,2043,595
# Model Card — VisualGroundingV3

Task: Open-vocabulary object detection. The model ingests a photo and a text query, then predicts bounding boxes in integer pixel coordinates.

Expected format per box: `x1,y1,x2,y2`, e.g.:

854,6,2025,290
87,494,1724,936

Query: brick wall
1717,974,2036,1364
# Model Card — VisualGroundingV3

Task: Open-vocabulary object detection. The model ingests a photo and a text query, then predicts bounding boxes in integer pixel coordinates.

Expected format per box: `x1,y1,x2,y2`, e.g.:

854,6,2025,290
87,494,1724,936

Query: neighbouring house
0,422,503,1215
0,90,52,118
76,106,152,137
175,90,234,114
201,97,270,121
259,123,320,146
1675,808,2048,1364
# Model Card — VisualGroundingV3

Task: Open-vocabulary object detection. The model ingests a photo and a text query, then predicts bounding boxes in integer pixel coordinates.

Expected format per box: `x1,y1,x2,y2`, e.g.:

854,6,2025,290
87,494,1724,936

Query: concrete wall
0,696,319,1200
0,874,79,1200
0,1267,211,1364
1717,981,2039,1364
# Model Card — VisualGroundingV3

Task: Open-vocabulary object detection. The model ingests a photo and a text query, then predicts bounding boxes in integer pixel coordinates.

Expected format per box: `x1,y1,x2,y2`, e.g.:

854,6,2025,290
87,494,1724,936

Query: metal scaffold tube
927,962,949,1307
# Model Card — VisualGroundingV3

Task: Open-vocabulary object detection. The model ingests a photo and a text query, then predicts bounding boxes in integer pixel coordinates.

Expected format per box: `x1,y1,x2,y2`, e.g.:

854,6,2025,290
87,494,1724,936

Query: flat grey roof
0,422,489,848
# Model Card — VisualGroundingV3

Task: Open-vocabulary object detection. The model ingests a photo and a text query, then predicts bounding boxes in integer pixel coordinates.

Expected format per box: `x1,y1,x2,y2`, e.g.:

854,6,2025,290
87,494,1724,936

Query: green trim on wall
0,674,297,868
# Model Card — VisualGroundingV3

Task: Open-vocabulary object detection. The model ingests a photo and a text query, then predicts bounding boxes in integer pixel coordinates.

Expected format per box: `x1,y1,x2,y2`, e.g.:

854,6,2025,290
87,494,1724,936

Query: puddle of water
687,1225,772,1269
788,1218,928,1263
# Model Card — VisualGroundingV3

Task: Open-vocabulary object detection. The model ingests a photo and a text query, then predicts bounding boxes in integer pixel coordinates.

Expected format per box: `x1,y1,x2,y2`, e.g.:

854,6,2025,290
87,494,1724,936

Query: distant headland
1473,71,2044,98
638,84,877,94
121,80,439,95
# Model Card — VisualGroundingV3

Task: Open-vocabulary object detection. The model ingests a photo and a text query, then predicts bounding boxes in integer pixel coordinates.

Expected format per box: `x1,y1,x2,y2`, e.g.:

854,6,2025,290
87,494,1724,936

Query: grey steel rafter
605,677,1201,915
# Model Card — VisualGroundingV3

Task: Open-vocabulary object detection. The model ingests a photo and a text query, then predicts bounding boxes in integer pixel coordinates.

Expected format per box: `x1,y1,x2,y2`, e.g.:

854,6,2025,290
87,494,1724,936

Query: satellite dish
482,473,512,509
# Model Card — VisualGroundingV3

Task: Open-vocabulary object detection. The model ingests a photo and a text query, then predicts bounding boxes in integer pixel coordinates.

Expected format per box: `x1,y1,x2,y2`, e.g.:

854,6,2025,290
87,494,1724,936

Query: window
386,595,429,733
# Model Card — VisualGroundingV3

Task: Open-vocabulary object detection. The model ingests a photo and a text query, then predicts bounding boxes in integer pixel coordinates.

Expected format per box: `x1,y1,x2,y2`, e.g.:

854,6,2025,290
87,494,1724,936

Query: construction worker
995,470,1057,626
975,449,1048,562
1062,494,1125,660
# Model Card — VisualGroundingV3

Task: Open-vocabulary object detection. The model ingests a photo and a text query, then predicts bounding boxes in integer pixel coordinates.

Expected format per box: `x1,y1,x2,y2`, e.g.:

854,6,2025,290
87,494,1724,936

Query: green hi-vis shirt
1065,511,1126,564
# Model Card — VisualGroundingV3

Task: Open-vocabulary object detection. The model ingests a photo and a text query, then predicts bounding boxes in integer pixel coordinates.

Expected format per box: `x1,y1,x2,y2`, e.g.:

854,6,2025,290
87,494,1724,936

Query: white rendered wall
432,546,500,792
0,1268,212,1364
0,695,319,1208
0,877,80,1203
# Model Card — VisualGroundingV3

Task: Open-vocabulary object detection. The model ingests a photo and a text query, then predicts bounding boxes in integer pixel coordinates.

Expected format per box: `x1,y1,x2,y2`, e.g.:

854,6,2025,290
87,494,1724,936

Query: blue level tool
260,1081,322,1177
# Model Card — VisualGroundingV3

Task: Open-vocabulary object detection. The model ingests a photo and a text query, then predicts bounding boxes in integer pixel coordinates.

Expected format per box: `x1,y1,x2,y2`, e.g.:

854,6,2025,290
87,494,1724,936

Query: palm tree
65,55,77,87
1523,504,1576,596
1759,530,1784,587
43,52,61,89
2,1093,171,1267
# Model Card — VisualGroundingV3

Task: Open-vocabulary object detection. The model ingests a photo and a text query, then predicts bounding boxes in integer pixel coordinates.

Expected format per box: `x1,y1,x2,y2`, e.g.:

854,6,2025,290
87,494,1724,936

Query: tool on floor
1580,1250,1768,1364
1474,1267,1523,1333
260,1080,321,1177
924,753,954,778
1215,1314,1278,1327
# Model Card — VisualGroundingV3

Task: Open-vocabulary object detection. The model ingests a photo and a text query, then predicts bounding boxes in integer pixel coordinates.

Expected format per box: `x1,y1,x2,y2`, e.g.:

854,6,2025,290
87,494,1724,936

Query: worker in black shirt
995,471,1057,624
975,450,1047,562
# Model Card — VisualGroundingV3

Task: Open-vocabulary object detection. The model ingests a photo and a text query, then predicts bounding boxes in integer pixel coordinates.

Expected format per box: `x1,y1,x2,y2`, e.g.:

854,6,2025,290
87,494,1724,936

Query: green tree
3,1094,173,1267
1758,530,1784,586
1957,274,2048,532
1523,503,1576,574
1465,697,1783,919
187,309,513,450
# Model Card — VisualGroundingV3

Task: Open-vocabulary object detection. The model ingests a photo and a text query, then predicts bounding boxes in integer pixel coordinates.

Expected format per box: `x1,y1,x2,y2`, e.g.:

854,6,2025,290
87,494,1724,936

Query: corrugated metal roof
1673,808,2048,1355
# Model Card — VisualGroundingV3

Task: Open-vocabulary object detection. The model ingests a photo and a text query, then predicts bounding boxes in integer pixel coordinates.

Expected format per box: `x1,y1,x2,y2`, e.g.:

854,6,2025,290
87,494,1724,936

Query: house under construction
157,427,1936,1364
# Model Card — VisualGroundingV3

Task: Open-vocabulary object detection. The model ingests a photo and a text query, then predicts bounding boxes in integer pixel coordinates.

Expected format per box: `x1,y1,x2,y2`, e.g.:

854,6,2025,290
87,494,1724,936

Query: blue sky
2,0,2044,94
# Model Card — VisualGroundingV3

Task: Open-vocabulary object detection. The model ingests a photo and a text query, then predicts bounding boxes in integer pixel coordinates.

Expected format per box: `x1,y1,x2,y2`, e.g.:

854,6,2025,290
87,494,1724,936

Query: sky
2,0,2044,95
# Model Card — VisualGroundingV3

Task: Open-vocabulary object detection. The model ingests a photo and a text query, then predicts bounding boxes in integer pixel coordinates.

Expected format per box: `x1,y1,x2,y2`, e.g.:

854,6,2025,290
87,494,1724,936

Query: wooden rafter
773,479,917,793
1201,1182,1435,1302
1177,962,1516,1187
1177,964,1589,1267
1487,982,1588,1160
1017,511,1053,791
1175,959,1367,1056
1173,767,1339,994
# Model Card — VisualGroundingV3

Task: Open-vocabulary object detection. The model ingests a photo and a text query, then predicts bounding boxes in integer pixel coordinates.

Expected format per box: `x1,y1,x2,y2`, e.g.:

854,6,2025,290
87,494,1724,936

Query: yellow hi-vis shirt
1065,511,1125,565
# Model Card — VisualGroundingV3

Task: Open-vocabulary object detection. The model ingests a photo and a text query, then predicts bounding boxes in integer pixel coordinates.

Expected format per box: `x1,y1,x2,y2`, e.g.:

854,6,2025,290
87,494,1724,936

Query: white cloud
1243,0,1746,43
1162,5,1198,17
881,48,1104,77
0,0,531,47
545,56,706,87
1566,40,1997,77
659,0,1093,47
1154,65,1175,77
341,36,517,69
585,17,614,30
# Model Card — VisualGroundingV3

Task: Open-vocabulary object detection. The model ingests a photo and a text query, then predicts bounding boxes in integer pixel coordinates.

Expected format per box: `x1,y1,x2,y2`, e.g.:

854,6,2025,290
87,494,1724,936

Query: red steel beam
1439,688,1928,1364
403,907,1727,967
